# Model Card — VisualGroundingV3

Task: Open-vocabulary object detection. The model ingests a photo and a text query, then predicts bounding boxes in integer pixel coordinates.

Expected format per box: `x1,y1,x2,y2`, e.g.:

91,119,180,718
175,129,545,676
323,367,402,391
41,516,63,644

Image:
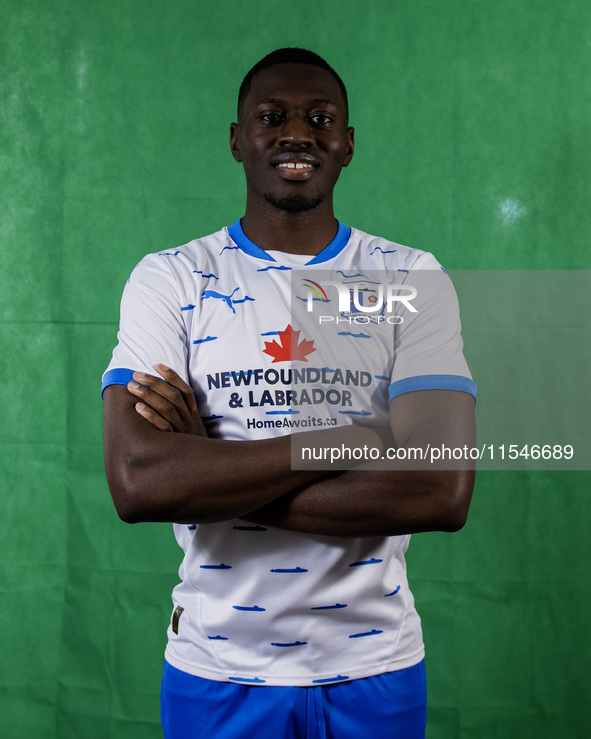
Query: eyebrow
254,97,340,108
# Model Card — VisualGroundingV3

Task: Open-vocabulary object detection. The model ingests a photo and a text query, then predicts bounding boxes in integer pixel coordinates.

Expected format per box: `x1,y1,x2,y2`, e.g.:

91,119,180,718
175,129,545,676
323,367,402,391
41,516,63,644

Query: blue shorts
161,659,427,738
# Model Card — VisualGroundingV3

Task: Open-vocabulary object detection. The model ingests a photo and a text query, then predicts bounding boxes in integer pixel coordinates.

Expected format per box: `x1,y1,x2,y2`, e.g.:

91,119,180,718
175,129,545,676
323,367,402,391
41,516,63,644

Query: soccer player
102,48,477,738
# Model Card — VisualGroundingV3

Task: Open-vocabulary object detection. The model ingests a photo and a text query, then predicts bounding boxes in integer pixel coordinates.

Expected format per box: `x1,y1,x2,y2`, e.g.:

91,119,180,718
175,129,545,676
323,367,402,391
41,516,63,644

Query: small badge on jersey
172,605,184,635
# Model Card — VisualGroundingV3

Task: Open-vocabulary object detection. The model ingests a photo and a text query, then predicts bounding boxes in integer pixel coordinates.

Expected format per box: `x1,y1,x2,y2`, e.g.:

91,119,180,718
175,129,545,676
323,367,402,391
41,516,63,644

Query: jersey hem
388,374,477,403
101,367,135,397
163,645,425,687
227,219,352,266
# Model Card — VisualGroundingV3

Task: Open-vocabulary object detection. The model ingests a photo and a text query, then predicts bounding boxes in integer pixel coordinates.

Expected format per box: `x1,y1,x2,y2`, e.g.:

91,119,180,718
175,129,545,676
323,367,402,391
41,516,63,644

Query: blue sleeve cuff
101,368,136,398
388,374,478,403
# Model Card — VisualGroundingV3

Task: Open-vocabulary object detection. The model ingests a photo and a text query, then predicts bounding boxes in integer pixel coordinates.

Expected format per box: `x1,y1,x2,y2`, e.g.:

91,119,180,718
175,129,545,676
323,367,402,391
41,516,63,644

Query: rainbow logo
302,279,329,302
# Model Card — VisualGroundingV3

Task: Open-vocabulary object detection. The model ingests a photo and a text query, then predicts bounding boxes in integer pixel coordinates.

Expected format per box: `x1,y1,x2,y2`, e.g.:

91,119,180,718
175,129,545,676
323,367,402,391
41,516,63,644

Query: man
102,48,476,738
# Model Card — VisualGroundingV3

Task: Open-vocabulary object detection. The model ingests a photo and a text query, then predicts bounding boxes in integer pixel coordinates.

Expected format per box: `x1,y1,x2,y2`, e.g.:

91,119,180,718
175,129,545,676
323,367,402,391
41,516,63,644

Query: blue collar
227,219,351,265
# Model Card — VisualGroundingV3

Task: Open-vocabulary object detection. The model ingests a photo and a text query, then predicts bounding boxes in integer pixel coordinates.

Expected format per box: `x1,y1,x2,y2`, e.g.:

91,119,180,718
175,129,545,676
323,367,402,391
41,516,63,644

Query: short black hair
237,47,348,121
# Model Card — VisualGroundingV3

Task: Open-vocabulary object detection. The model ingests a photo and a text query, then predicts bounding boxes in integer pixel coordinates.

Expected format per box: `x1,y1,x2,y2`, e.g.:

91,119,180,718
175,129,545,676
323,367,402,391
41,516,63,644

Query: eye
260,112,284,124
309,113,334,126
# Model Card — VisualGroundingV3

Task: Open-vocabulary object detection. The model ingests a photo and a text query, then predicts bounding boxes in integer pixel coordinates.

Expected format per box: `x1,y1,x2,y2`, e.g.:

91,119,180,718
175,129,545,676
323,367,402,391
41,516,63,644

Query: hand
127,364,208,437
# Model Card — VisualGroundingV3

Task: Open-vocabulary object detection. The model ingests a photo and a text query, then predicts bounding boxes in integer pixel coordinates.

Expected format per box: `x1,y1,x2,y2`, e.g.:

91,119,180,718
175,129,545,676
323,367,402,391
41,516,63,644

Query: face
230,64,354,214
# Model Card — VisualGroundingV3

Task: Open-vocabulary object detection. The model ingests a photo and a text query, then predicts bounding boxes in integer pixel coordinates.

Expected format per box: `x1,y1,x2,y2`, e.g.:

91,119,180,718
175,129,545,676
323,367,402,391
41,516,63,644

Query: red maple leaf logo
263,324,316,363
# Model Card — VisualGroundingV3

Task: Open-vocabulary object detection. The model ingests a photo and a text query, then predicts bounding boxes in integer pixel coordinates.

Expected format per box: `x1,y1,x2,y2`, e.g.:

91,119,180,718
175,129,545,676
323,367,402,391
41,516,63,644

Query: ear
343,126,354,167
230,122,243,163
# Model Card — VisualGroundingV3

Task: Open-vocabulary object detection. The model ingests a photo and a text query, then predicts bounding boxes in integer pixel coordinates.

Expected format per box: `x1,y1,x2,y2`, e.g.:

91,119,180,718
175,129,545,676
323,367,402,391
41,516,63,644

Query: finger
154,364,195,403
134,402,173,432
143,369,198,430
128,380,186,432
132,368,204,435
132,370,189,414
155,364,200,418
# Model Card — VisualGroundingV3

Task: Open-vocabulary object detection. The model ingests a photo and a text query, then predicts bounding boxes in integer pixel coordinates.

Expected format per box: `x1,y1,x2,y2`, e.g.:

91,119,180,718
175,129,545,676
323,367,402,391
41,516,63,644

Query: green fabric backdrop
1,0,589,736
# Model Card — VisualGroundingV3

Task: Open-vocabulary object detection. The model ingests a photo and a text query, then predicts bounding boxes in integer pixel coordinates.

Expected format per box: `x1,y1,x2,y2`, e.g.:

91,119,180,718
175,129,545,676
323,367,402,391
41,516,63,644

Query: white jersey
103,220,476,687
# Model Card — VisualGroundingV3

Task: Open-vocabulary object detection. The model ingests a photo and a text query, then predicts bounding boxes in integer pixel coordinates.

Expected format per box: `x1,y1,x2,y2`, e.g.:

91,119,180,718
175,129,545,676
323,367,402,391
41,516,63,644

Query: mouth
272,156,319,181
276,162,316,171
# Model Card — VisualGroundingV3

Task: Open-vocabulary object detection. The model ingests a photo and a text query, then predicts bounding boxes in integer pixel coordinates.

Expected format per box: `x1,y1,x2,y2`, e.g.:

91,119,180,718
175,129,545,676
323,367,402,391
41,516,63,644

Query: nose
278,114,314,147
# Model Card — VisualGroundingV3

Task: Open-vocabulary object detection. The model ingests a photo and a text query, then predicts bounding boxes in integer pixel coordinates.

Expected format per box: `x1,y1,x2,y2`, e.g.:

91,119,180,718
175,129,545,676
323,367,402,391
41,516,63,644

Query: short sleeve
388,253,477,403
102,255,190,396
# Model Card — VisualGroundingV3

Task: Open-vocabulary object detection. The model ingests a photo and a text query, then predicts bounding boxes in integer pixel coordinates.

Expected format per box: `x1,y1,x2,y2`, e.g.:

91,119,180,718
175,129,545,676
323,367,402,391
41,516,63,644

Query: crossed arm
102,365,476,537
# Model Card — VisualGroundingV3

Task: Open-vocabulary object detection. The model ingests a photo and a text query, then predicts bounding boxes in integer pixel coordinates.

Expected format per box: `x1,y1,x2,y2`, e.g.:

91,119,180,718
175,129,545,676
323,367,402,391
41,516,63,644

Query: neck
240,197,339,256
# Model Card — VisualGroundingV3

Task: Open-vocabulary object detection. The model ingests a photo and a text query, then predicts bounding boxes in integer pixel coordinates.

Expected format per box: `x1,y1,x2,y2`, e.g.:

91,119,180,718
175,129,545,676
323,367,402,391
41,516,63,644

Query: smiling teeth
278,163,313,169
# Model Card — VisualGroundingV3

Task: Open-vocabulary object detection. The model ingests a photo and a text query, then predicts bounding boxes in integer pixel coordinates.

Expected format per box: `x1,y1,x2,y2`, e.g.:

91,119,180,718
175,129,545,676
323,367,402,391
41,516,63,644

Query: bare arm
118,368,476,536
102,368,381,525
242,390,476,537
